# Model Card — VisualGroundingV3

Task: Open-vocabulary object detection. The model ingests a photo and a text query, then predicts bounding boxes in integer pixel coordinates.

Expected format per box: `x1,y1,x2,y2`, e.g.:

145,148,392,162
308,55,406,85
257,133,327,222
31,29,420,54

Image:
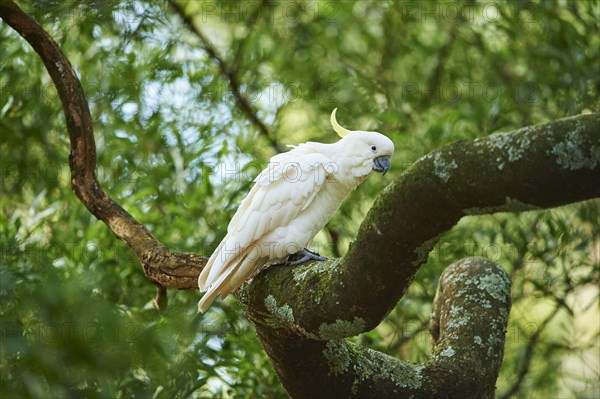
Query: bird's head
330,108,395,177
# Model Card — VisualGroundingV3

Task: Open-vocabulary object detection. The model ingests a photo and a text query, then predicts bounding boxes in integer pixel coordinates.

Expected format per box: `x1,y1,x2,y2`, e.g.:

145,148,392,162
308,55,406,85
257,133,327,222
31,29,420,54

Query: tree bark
239,112,599,337
2,1,599,397
244,257,511,398
0,0,207,309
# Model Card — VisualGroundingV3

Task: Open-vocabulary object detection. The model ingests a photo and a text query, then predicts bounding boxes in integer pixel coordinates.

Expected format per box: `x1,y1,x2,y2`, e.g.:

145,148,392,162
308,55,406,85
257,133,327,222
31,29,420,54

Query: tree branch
168,0,283,153
0,0,206,309
240,112,600,337
3,2,599,395
498,304,561,399
6,0,596,314
242,257,511,398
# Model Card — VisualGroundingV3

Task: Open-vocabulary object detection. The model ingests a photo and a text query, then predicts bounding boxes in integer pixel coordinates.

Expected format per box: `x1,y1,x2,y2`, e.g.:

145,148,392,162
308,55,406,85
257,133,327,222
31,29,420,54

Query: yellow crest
330,108,350,138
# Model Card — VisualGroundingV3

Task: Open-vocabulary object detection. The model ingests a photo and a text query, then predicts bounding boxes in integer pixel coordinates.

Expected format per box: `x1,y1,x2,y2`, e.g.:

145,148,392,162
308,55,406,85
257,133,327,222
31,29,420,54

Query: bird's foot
285,248,329,266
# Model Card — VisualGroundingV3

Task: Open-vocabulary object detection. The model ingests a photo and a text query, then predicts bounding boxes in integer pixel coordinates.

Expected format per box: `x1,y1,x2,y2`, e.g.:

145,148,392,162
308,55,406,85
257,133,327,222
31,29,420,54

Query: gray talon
286,248,329,265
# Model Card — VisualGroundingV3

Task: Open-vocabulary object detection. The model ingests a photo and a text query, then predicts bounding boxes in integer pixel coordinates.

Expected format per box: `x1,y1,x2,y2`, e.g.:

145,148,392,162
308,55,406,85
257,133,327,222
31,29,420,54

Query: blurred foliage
1,0,598,397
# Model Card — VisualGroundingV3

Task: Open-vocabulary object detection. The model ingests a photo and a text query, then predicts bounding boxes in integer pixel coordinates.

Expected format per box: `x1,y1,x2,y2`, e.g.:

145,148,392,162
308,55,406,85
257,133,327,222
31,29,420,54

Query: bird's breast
264,175,360,258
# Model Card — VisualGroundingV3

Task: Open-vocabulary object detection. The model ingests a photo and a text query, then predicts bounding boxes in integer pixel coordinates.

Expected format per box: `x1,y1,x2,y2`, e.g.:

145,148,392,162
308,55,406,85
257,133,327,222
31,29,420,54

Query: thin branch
386,320,428,354
419,22,460,110
153,283,168,311
498,305,561,399
0,1,206,296
244,257,512,398
325,225,341,258
168,0,282,153
231,0,268,71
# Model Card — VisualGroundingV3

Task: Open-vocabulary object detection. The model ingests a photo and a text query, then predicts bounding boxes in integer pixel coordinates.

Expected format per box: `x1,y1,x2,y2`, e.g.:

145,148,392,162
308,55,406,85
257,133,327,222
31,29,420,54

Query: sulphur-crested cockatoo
198,109,394,312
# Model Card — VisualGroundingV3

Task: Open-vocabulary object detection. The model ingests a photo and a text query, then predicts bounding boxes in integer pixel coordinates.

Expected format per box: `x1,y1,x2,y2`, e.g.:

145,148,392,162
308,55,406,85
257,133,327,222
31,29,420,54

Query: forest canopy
1,1,599,397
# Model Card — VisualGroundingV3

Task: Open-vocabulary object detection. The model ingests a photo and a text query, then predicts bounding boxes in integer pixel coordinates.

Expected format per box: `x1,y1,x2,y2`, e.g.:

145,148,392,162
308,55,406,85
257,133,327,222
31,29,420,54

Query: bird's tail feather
197,248,250,312
219,256,268,300
198,235,242,291
198,239,227,290
198,269,233,312
198,254,216,291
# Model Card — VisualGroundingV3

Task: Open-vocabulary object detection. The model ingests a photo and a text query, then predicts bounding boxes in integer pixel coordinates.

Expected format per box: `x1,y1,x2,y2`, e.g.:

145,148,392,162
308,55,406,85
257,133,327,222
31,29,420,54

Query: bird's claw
285,248,329,266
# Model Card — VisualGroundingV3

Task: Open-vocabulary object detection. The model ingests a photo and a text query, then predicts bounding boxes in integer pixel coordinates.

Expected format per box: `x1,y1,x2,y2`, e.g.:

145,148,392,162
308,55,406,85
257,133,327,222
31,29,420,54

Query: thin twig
168,0,282,153
0,1,205,296
419,23,460,110
498,305,561,399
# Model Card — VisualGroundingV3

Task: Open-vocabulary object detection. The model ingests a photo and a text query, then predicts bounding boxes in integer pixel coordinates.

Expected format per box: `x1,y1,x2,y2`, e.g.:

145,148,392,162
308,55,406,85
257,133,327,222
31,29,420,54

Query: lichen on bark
2,2,599,396
244,257,512,398
238,114,598,397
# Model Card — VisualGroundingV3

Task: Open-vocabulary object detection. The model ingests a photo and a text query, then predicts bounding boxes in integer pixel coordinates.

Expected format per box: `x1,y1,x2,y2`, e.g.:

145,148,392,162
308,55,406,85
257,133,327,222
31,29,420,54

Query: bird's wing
228,151,332,241
198,150,334,295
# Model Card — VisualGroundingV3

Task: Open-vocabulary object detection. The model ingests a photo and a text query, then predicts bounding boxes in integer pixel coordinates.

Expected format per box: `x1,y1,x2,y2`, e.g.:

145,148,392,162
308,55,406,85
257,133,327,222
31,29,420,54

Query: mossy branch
246,258,511,398
237,114,597,396
240,113,599,337
2,2,599,396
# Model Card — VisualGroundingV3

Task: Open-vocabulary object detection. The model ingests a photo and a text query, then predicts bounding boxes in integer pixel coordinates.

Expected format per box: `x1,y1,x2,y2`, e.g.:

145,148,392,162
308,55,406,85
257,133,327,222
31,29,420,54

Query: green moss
264,294,294,325
351,346,424,394
486,128,535,170
486,330,505,364
487,131,513,151
476,273,510,303
323,340,351,376
292,261,330,283
440,346,455,357
323,341,424,394
412,233,443,266
292,258,343,306
549,129,600,171
446,305,470,330
433,151,458,183
463,196,540,215
319,317,366,340
263,294,320,338
507,133,532,162
450,258,510,306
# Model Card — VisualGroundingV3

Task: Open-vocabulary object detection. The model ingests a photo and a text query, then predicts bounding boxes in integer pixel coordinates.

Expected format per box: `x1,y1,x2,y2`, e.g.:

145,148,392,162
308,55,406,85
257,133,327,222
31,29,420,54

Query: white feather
198,116,395,312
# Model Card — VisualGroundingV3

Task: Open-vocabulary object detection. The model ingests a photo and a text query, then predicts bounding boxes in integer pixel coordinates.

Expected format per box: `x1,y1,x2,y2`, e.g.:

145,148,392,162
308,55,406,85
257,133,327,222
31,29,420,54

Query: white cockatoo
198,109,394,312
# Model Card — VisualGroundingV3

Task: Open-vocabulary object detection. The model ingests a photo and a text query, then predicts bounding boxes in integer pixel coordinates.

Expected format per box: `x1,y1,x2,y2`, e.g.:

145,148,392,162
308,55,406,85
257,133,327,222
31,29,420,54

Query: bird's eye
371,145,377,152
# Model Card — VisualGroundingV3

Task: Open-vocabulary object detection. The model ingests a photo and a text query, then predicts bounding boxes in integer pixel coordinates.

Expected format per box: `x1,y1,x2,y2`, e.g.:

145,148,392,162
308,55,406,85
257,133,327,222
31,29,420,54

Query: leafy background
1,1,598,397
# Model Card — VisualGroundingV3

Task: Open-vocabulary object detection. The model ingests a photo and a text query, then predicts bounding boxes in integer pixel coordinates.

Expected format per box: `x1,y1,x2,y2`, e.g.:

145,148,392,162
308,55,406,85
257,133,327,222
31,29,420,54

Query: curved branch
246,258,511,398
7,0,596,320
236,114,597,396
0,1,205,308
241,112,600,337
4,2,597,396
168,0,283,153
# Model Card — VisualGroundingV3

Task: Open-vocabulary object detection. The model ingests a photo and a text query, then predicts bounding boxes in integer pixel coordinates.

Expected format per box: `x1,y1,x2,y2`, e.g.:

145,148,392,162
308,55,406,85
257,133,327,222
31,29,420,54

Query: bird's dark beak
373,156,391,175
